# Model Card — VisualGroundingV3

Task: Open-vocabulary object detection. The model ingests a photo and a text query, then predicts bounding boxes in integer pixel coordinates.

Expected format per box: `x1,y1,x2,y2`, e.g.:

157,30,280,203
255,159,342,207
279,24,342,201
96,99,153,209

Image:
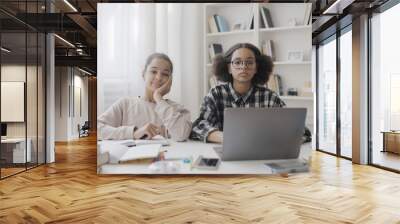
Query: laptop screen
1,123,7,137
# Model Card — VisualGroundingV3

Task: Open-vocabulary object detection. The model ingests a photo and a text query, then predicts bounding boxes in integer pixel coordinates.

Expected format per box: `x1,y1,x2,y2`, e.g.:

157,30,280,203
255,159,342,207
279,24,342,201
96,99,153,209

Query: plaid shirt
191,82,286,142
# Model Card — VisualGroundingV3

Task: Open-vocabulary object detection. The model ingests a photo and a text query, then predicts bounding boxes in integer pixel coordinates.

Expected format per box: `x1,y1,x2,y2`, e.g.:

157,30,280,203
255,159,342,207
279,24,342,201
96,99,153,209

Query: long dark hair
213,43,273,85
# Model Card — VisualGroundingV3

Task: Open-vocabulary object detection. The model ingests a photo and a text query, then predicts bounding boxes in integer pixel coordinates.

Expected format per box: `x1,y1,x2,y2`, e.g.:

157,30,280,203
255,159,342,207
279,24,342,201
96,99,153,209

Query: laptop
214,108,306,161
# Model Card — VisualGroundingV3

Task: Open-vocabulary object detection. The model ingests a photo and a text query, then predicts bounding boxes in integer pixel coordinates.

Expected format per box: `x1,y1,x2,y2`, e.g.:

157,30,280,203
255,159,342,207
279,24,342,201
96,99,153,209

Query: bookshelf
207,30,255,38
259,25,310,33
203,3,314,131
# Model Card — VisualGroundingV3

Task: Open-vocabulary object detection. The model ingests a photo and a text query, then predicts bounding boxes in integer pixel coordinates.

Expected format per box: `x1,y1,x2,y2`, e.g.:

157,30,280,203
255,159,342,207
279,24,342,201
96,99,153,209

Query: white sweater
98,97,191,141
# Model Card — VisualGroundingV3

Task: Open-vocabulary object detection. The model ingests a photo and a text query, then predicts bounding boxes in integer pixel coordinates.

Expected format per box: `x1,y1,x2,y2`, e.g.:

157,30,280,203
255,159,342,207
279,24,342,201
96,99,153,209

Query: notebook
118,144,162,163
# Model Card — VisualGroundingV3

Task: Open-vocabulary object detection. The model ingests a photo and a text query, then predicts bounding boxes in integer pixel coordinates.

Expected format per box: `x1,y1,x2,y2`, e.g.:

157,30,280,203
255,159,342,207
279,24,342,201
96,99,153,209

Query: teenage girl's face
228,48,257,84
143,58,172,92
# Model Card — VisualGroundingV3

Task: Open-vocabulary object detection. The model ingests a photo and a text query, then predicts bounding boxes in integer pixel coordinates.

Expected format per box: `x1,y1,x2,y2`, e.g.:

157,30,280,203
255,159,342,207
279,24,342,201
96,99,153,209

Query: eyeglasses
230,59,256,69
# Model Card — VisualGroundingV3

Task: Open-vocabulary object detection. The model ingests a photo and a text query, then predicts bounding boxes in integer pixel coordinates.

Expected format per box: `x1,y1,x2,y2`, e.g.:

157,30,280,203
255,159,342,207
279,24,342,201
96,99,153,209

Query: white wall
1,64,25,128
1,65,37,137
72,73,89,138
55,67,69,141
1,64,46,163
55,67,89,141
76,74,89,124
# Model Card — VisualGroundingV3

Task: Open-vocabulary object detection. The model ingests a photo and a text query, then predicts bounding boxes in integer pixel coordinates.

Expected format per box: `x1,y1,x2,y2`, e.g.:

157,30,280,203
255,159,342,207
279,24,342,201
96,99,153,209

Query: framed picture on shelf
287,51,303,62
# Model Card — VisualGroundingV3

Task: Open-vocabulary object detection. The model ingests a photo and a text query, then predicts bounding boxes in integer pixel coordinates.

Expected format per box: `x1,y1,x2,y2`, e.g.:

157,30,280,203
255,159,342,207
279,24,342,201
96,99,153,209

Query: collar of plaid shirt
228,82,255,105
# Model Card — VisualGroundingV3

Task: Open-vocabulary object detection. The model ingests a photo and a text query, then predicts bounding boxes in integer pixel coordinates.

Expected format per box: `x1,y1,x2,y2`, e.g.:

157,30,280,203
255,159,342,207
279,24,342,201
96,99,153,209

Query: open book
118,144,162,163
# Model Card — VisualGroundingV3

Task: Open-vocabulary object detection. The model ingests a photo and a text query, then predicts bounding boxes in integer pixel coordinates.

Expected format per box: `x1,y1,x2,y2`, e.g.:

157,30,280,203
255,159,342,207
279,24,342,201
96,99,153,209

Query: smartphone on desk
193,156,220,170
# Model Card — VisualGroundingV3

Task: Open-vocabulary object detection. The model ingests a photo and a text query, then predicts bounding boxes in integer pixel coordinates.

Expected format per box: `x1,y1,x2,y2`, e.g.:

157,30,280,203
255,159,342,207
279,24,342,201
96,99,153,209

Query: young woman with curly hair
191,43,285,143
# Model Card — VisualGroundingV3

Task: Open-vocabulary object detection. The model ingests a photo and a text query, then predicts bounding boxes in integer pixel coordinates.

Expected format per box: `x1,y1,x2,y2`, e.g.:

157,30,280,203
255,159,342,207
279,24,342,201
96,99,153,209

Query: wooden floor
1,167,26,178
1,135,400,223
1,163,45,178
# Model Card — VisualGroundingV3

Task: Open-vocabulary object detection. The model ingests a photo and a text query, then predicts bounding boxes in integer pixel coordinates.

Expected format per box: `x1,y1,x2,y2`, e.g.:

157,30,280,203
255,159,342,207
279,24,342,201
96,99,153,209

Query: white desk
98,140,312,175
1,138,32,163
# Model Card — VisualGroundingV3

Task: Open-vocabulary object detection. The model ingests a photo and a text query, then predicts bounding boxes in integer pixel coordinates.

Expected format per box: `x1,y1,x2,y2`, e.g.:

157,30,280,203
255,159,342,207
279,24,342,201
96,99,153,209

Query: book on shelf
247,13,254,30
260,7,273,28
215,15,230,32
300,81,313,97
208,15,219,33
213,15,221,32
267,74,283,96
208,14,230,33
303,4,312,25
208,43,223,62
259,10,265,29
261,40,274,60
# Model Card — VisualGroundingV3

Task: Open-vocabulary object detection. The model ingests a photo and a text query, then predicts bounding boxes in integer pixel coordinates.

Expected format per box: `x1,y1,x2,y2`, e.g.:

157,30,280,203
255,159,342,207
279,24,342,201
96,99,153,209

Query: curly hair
213,43,273,86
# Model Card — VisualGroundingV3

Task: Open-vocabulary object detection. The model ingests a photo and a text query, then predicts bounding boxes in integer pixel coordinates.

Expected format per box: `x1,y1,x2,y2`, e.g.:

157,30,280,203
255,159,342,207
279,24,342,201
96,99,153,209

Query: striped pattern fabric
191,82,285,142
